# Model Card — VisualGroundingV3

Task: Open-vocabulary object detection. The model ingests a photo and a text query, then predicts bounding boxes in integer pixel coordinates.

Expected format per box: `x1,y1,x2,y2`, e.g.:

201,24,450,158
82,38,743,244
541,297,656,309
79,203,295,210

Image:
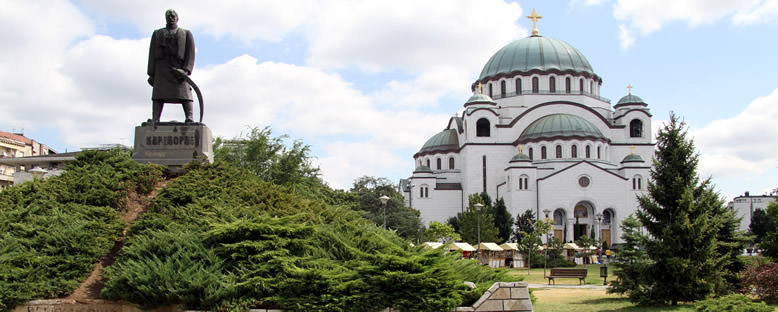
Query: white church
401,12,652,246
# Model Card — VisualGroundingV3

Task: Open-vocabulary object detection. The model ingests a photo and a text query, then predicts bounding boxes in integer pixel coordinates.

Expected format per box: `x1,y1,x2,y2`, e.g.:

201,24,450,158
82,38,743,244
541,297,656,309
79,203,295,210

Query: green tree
750,207,776,244
457,194,499,244
608,215,650,296
492,198,514,243
350,176,424,241
760,202,778,259
512,209,535,243
621,113,747,305
426,221,461,243
516,219,552,275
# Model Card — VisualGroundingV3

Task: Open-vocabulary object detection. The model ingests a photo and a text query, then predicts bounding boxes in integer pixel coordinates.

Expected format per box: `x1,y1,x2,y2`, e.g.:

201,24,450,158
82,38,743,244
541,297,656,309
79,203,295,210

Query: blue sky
1,0,777,201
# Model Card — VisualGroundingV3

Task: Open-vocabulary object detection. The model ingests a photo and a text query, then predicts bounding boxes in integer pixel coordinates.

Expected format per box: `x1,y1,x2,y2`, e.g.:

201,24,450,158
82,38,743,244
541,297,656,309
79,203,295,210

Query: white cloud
617,24,635,49
692,88,778,179
570,0,609,6
611,0,775,48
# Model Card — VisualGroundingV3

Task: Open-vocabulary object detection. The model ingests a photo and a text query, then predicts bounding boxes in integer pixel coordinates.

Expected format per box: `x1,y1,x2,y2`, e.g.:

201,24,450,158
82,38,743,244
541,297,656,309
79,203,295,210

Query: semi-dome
419,129,459,153
615,94,646,106
479,36,595,81
519,114,605,141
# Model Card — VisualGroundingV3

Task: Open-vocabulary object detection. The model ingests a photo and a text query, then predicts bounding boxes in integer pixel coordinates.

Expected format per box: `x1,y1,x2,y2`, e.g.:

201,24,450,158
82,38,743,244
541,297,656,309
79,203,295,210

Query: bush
739,257,778,303
695,294,771,312
0,149,162,312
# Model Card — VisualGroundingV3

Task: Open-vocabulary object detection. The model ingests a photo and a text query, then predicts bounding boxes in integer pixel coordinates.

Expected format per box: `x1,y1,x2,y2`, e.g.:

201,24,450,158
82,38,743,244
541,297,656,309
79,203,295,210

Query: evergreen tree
608,215,650,296
492,197,514,243
512,210,536,243
750,206,776,244
760,203,778,259
622,113,746,305
457,194,499,244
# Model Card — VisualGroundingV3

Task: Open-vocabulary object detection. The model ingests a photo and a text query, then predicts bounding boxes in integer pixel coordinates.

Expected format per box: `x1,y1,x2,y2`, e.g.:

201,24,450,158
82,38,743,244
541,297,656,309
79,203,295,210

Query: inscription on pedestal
132,122,213,168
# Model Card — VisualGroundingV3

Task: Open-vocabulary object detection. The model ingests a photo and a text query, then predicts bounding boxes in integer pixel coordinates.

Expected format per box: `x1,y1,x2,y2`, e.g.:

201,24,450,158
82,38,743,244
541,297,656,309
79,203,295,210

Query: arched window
515,78,522,94
630,119,643,137
549,76,556,93
571,145,577,158
532,77,539,93
597,146,601,159
500,80,506,98
585,145,591,158
579,78,584,94
519,174,530,190
449,157,455,169
541,146,547,159
488,83,493,98
603,210,612,225
436,158,442,170
565,77,571,93
633,175,643,190
476,118,490,137
555,145,562,158
554,210,564,225
528,147,534,160
426,158,430,168
590,81,594,95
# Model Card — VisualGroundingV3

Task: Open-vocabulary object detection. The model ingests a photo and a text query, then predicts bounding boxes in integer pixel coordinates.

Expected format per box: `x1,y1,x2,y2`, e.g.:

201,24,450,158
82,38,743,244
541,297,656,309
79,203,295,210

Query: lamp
474,203,484,264
543,209,551,277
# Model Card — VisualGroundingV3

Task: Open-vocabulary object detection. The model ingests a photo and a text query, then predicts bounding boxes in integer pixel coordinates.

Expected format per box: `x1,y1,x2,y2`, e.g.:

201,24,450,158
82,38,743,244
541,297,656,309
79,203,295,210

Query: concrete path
527,283,609,290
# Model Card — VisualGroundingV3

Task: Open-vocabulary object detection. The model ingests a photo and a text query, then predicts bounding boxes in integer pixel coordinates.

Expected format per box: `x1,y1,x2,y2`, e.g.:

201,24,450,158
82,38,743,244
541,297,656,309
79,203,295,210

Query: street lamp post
475,203,484,264
543,209,551,278
379,195,390,229
596,212,607,285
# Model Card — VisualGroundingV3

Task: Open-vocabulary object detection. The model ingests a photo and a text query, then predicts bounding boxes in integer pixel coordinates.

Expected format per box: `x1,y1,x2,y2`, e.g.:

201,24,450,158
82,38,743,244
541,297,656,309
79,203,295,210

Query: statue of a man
147,9,195,123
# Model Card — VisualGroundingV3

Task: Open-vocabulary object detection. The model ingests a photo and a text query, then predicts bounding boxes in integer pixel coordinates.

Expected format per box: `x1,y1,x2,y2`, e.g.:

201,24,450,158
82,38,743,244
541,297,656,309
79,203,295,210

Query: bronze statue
148,9,200,124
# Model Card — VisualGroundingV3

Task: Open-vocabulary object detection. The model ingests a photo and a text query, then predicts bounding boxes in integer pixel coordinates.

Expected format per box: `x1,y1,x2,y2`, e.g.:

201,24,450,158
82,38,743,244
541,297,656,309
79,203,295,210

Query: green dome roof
465,93,496,106
414,164,433,173
616,94,646,106
419,129,459,153
510,153,531,162
621,153,645,163
479,36,594,81
519,114,605,141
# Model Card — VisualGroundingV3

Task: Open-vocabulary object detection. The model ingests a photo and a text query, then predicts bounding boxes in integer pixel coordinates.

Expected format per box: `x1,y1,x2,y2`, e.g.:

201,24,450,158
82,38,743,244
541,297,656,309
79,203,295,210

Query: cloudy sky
2,0,777,200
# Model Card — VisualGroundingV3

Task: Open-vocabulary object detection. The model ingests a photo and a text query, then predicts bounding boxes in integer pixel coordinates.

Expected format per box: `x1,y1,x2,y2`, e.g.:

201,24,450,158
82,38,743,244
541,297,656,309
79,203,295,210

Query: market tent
422,242,443,249
478,242,503,251
450,242,476,252
499,243,518,251
563,242,581,250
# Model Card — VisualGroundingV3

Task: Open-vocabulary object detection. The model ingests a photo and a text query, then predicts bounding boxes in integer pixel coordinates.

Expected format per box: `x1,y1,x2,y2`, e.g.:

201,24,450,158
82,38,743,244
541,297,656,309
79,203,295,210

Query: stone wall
452,282,532,312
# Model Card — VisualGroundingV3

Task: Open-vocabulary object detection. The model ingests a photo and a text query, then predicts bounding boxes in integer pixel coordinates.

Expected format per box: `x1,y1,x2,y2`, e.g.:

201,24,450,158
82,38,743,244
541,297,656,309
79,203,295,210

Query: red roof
0,131,32,145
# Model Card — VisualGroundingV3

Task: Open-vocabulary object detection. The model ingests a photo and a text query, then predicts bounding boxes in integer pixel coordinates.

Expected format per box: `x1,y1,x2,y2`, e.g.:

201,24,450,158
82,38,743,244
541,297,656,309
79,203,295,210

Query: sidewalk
527,283,609,289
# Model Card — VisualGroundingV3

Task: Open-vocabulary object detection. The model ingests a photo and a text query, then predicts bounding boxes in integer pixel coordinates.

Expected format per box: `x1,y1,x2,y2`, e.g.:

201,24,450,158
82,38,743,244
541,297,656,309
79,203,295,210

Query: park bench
546,268,587,285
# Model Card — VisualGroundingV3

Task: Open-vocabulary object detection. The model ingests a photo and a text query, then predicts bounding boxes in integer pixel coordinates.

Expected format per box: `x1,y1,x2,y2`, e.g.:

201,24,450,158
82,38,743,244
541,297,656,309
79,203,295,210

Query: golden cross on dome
519,145,523,154
630,145,635,154
477,82,483,94
527,8,543,36
627,84,633,95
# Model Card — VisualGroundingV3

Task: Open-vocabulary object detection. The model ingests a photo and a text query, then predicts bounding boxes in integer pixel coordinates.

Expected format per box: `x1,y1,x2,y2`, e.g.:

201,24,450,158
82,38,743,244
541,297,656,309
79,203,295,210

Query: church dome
615,94,646,107
465,93,497,106
478,36,595,81
419,129,459,153
621,153,645,163
519,114,605,142
510,153,531,162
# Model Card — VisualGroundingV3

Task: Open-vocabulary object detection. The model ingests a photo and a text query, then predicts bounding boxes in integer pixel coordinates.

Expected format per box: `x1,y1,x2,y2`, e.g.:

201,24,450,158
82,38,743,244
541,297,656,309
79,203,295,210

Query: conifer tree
492,197,514,243
458,193,499,244
623,113,746,305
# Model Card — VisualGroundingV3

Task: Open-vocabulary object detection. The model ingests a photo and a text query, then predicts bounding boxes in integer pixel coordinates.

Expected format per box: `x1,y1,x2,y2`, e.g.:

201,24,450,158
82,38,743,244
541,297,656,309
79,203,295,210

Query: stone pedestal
132,122,213,169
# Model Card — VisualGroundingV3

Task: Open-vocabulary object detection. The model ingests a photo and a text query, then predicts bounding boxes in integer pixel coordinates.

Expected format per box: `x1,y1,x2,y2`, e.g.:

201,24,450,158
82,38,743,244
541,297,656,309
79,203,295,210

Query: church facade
400,21,653,245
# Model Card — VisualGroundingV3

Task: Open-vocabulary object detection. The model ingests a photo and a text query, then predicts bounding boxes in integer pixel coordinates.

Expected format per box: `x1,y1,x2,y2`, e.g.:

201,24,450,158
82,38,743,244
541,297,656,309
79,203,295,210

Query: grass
531,288,696,312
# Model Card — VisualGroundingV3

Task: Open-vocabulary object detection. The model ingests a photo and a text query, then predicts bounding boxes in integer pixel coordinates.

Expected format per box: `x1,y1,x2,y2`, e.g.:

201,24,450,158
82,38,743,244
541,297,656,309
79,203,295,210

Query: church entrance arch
552,209,566,241
572,201,594,241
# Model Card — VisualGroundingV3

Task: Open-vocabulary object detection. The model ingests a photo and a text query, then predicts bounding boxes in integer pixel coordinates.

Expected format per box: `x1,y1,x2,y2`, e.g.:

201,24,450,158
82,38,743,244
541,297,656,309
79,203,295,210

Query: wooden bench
546,268,587,285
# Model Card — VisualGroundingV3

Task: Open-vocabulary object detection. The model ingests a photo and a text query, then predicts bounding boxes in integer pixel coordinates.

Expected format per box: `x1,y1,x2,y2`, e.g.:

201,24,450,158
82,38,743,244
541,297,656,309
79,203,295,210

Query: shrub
739,257,778,303
695,294,771,312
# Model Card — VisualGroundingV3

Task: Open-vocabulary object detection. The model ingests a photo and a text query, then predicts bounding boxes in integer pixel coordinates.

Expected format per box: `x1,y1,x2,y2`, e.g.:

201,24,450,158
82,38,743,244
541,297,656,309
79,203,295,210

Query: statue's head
165,9,178,26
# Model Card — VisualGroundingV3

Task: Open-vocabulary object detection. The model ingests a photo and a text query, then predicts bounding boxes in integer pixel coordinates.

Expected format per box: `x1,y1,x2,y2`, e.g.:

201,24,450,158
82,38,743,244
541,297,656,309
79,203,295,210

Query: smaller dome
519,114,605,142
510,153,531,162
419,129,459,153
621,153,644,163
465,93,496,106
616,94,646,106
414,164,433,173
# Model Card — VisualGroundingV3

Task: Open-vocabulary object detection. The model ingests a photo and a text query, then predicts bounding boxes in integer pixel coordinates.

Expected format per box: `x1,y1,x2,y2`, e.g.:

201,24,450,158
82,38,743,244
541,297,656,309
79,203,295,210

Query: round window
578,176,590,188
